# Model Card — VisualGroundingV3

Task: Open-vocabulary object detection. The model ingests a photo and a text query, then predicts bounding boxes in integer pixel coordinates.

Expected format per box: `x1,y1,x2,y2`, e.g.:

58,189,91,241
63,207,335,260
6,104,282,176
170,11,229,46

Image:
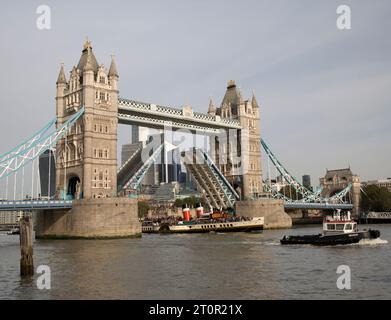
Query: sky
0,0,390,185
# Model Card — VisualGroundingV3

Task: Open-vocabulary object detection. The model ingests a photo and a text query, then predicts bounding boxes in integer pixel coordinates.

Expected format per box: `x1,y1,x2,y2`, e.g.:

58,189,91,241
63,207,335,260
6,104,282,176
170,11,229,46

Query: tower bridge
0,40,356,236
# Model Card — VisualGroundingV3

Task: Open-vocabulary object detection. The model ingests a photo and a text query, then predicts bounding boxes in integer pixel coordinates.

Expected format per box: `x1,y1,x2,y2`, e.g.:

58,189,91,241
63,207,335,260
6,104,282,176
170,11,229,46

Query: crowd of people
142,214,252,226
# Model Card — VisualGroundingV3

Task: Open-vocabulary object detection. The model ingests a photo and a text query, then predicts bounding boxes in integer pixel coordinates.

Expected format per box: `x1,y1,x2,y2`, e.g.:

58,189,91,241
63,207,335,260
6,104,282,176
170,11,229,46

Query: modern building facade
0,211,20,225
302,175,311,190
39,149,56,197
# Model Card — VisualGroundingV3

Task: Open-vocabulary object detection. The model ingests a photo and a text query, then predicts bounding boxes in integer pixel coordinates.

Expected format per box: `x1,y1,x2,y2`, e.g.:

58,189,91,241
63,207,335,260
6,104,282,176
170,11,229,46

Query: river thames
0,225,390,300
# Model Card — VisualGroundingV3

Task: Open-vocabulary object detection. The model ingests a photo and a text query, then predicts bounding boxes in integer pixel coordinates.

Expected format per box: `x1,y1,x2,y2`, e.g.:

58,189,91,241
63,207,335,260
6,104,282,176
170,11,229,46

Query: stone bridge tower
320,168,361,217
55,40,119,200
209,80,263,200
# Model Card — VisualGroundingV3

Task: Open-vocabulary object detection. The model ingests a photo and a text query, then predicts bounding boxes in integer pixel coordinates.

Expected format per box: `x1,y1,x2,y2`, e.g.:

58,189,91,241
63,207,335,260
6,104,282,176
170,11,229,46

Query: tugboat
142,204,264,234
281,210,380,246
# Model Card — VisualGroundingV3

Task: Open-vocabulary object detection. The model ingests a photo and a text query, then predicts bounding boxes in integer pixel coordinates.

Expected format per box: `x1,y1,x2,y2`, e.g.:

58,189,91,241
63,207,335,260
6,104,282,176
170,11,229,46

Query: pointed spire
83,47,94,72
83,36,92,51
56,63,66,84
251,90,259,108
108,54,119,77
77,38,98,73
208,97,216,115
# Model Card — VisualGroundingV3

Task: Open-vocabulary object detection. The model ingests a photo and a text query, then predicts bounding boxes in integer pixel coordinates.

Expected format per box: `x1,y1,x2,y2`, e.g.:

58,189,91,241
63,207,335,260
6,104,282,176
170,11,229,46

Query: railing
118,97,241,128
0,200,73,211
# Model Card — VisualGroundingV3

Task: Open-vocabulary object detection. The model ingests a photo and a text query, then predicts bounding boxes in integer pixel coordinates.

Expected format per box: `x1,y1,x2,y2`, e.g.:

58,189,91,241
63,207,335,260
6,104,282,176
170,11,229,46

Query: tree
174,196,203,208
361,185,391,212
174,198,183,208
138,201,150,218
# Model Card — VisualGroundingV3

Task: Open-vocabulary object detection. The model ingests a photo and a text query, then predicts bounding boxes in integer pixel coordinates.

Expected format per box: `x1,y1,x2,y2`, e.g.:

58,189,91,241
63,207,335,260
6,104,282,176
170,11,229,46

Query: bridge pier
35,198,141,239
235,199,292,229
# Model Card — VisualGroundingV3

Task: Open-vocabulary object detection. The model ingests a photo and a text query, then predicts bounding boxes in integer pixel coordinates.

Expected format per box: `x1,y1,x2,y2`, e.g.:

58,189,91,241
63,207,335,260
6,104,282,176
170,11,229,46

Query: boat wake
357,238,388,246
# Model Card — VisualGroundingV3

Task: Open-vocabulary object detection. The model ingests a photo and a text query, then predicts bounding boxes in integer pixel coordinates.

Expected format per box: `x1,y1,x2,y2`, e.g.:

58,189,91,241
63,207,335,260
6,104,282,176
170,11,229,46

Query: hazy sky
0,0,390,185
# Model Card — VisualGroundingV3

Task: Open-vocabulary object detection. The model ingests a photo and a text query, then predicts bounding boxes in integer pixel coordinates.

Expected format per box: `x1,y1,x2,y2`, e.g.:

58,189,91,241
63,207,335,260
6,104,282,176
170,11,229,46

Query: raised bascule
0,40,355,238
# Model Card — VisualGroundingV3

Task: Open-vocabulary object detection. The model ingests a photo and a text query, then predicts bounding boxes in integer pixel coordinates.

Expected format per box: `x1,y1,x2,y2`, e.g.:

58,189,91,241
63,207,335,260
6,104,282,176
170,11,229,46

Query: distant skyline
0,0,390,183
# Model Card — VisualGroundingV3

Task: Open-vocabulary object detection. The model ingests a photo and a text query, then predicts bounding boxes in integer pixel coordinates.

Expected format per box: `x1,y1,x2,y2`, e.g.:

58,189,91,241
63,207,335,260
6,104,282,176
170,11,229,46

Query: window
99,76,105,84
99,92,106,101
327,224,336,230
336,224,344,231
345,224,353,230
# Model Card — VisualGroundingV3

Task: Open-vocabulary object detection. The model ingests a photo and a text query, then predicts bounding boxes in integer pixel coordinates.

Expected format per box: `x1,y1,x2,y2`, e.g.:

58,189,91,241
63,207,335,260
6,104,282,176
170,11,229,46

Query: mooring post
19,216,34,276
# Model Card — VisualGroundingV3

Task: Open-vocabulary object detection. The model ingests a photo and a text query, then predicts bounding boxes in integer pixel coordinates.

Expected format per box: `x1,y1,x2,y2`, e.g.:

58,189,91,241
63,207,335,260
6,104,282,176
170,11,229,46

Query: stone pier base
235,199,292,229
35,198,141,239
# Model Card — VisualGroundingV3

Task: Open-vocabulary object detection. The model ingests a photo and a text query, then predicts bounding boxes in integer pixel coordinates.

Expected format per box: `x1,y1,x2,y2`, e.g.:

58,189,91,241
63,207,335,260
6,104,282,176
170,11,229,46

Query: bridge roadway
0,199,353,212
283,203,353,210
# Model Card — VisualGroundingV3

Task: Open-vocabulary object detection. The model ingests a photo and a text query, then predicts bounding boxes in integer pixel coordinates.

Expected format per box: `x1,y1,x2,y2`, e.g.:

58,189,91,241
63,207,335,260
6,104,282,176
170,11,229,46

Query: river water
0,225,390,300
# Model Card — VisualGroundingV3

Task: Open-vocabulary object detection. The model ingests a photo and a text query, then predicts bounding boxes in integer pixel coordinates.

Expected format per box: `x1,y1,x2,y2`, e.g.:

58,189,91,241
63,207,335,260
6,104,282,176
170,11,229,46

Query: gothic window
104,150,108,158
99,92,106,101
99,76,106,84
96,91,99,99
105,126,108,133
98,150,103,158
94,149,97,158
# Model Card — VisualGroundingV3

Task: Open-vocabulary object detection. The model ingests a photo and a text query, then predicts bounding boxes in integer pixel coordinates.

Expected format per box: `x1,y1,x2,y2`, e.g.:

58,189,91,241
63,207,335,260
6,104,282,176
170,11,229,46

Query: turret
251,90,260,117
208,97,216,116
83,47,95,86
56,64,67,126
56,64,67,86
251,90,259,109
108,55,119,91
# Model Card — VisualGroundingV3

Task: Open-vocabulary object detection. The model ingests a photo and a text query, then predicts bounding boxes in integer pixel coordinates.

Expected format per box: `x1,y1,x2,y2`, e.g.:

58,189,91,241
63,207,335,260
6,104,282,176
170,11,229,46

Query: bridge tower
210,80,263,200
320,168,361,217
55,40,119,200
